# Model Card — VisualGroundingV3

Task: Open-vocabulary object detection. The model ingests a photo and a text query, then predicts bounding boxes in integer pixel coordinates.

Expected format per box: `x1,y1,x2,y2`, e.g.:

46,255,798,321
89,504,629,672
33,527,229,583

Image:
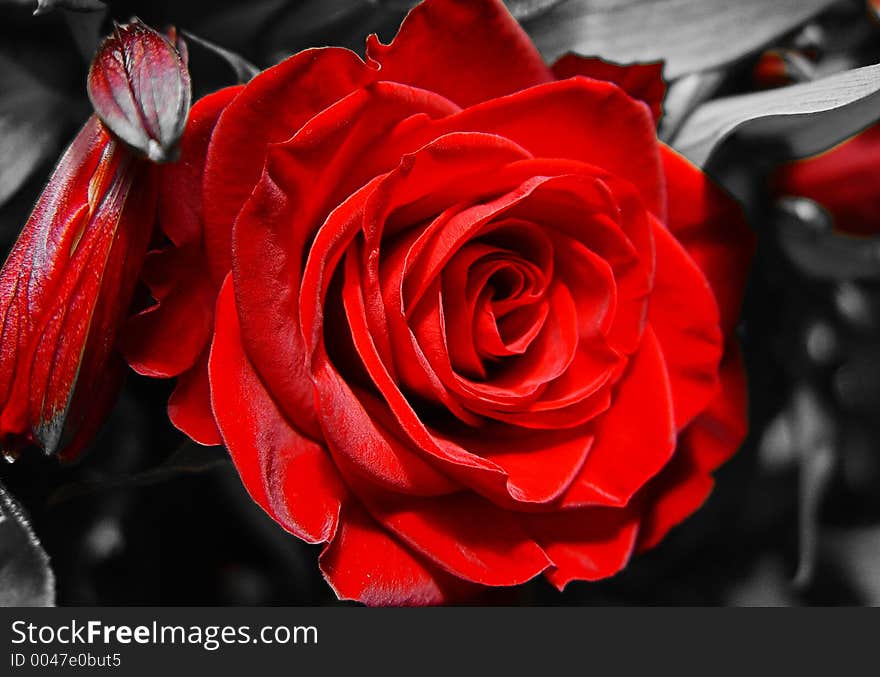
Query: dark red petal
0,117,157,457
319,502,472,606
354,490,552,586
87,19,191,163
661,145,753,338
683,343,748,473
366,0,553,107
167,350,221,447
561,328,676,508
204,47,372,282
649,219,723,430
210,277,345,544
122,244,215,378
552,54,666,123
774,123,880,236
56,355,125,463
635,451,714,553
157,86,242,247
525,506,640,590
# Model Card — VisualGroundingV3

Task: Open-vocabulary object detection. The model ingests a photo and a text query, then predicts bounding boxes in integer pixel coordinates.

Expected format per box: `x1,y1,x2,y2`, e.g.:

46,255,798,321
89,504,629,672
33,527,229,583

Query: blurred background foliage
1,0,880,605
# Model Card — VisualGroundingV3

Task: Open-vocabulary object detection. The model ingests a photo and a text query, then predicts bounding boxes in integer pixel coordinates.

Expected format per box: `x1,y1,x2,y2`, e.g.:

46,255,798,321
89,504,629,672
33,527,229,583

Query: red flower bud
87,19,191,163
0,118,158,461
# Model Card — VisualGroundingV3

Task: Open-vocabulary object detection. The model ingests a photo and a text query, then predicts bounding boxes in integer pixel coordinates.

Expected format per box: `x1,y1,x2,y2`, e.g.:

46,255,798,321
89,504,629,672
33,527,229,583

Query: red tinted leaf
0,117,157,459
87,19,191,163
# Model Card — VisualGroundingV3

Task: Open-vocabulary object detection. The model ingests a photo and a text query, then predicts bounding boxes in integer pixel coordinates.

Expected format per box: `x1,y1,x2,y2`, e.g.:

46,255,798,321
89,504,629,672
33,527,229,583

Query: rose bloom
775,122,880,236
124,0,753,604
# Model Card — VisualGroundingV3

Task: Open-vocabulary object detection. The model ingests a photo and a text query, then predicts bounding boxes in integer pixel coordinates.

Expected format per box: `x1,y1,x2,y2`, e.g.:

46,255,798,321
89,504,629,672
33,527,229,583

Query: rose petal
682,343,748,473
204,47,372,282
648,219,723,430
233,82,460,441
561,328,677,508
353,489,552,586
552,55,666,123
319,502,471,606
157,86,242,247
366,0,553,107
122,244,215,378
167,350,221,447
661,145,753,338
634,450,714,553
774,122,880,236
525,505,640,590
429,78,664,220
210,276,345,544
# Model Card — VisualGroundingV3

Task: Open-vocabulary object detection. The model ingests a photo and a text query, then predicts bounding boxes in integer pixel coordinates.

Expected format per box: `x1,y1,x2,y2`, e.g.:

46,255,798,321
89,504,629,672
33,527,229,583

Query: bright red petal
649,220,723,430
319,502,474,606
552,55,666,123
661,145,753,338
167,350,221,447
525,506,640,590
210,276,346,544
203,48,372,282
561,329,676,508
366,0,553,107
351,489,552,586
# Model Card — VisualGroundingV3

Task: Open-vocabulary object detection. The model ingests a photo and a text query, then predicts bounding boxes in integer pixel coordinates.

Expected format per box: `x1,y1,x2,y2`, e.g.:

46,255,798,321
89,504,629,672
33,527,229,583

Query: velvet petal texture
123,86,242,446
0,117,157,459
133,0,753,604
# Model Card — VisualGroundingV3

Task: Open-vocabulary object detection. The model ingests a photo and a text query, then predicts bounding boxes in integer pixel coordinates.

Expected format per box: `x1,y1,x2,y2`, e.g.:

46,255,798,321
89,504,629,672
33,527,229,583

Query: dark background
1,0,879,606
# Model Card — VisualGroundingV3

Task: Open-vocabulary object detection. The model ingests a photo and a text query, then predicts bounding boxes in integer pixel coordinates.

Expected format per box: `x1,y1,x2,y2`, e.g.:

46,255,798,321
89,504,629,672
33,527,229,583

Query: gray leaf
0,481,55,606
673,63,880,167
525,0,837,80
0,54,67,208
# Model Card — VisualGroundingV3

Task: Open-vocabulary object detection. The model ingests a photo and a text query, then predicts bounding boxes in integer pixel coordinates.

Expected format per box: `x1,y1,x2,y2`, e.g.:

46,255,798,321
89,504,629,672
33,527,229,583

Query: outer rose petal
648,220,723,430
123,244,215,378
525,505,640,590
366,0,553,107
636,345,748,552
204,48,372,282
167,350,221,447
232,82,459,441
320,502,475,606
661,146,753,339
551,54,665,123
349,489,552,586
123,87,241,434
210,277,345,544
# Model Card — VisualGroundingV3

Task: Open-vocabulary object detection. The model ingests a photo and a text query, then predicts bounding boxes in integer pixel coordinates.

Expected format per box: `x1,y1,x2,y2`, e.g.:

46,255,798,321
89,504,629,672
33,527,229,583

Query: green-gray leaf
524,0,837,79
0,54,68,208
673,63,880,167
0,481,54,606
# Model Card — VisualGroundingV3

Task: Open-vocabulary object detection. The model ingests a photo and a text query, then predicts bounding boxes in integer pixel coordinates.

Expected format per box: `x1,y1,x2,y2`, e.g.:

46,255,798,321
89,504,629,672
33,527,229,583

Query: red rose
775,122,880,236
125,0,753,604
